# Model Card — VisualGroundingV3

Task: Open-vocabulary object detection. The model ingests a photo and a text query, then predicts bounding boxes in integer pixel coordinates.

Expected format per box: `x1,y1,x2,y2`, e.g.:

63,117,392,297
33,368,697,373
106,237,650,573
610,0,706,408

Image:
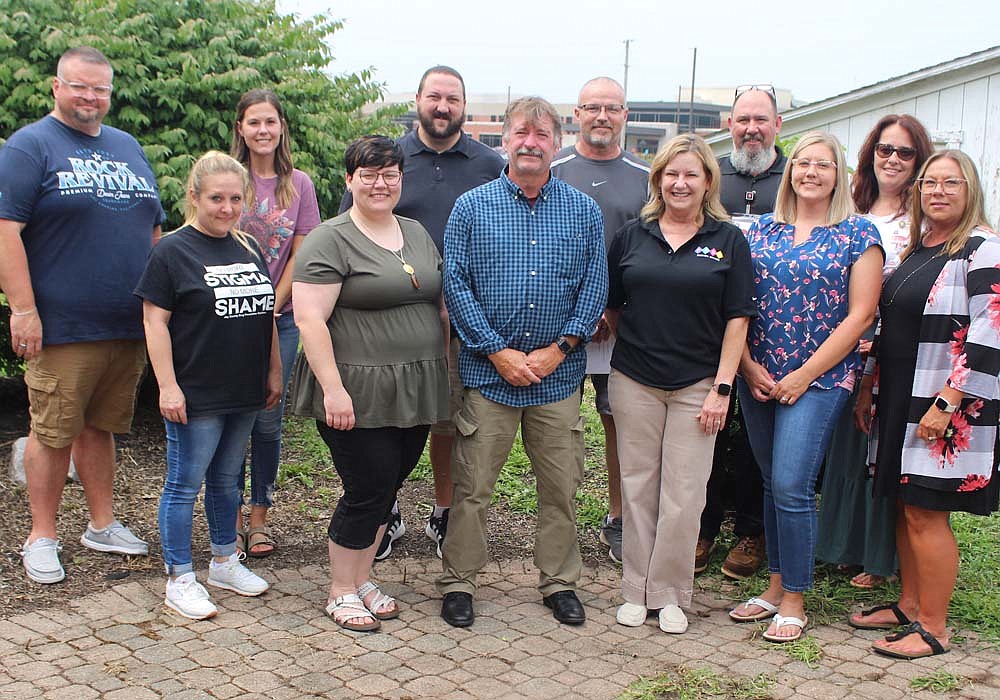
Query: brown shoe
721,535,765,580
694,537,715,574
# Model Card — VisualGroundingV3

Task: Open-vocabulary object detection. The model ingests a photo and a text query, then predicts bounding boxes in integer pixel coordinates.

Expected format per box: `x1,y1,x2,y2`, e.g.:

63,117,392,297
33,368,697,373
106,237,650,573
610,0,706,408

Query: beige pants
610,370,716,608
437,389,585,596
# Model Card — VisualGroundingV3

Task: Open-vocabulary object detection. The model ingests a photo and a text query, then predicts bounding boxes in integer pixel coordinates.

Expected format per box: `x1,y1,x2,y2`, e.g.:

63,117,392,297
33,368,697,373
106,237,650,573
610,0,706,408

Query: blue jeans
242,313,299,507
736,380,849,592
160,412,257,575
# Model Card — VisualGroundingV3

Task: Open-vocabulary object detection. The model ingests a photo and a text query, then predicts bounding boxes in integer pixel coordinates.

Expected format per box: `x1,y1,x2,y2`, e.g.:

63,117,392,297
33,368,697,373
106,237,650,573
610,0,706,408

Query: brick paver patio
1,558,997,699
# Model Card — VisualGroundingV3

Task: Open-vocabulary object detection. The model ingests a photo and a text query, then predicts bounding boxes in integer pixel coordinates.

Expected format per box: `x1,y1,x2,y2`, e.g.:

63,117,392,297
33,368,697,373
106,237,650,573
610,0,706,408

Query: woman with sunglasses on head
229,89,321,558
728,132,884,643
849,151,999,659
289,135,448,632
816,116,933,590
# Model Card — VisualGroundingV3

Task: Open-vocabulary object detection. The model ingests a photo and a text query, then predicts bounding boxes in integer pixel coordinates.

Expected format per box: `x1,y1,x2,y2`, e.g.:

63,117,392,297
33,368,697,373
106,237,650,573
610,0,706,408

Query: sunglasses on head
875,143,916,161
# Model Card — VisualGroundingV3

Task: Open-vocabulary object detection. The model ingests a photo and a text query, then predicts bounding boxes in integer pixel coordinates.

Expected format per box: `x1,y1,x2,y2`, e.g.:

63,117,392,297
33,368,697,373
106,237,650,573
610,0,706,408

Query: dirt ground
0,377,606,618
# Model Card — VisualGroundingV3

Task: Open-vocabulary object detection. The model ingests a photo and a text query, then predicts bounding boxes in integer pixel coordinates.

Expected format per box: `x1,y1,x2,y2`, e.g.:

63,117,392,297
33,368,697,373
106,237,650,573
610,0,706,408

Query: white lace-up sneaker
207,551,270,596
81,520,149,555
165,573,218,620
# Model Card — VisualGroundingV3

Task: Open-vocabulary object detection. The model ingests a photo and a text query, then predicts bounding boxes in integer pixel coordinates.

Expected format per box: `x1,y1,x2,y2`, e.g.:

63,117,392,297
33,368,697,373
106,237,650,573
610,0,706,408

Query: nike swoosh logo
591,180,607,187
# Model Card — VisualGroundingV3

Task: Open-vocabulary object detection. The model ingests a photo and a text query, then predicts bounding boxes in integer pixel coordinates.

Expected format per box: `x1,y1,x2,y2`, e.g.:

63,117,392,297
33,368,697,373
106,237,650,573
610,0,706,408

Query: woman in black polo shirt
607,134,756,635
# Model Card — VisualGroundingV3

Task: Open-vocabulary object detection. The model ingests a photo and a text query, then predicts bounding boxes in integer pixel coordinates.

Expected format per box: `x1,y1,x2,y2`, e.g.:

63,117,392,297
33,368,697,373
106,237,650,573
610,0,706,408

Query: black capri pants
316,422,430,549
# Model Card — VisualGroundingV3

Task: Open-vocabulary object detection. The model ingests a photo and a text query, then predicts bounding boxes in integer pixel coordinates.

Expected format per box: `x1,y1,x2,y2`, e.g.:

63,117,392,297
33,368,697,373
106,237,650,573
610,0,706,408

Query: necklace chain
351,213,420,290
884,245,942,307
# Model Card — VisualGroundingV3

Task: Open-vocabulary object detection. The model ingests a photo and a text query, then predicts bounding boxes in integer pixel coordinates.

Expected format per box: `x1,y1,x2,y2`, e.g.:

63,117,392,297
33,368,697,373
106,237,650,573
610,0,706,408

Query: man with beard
0,46,164,583
695,85,785,580
340,66,504,562
550,77,648,564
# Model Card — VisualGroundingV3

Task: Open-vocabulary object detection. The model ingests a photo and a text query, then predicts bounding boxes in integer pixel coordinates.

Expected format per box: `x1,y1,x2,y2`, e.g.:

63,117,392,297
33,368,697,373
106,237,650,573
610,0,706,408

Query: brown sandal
235,528,247,556
246,527,276,558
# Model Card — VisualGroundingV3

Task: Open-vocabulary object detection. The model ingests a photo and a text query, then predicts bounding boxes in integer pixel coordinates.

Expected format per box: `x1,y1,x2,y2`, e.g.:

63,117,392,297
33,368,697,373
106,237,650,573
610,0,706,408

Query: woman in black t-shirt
606,134,756,635
135,151,282,621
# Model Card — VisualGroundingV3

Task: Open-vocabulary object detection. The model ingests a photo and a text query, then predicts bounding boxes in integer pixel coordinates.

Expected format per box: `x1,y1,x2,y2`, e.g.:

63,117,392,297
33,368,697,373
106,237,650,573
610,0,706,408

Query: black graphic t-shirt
135,226,275,417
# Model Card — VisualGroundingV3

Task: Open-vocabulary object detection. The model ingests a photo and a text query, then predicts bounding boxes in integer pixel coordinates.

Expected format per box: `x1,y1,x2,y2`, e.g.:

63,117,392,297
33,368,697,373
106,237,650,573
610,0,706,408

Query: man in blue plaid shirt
438,97,608,628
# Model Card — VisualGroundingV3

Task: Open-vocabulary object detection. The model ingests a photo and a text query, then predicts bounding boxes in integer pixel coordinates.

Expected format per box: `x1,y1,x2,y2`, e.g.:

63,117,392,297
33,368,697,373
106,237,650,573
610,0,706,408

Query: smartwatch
713,383,732,397
933,396,958,414
555,336,574,355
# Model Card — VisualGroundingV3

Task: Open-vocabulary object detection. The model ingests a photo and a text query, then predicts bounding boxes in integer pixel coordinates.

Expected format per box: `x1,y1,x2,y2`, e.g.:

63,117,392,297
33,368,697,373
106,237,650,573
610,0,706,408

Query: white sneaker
616,602,647,627
659,604,688,634
207,551,269,596
165,573,218,620
81,520,148,555
21,537,65,584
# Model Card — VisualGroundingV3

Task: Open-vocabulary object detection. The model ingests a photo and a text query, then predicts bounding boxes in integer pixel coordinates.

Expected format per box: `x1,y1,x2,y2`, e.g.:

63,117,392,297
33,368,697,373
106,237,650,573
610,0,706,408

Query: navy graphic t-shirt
0,116,165,345
134,226,275,417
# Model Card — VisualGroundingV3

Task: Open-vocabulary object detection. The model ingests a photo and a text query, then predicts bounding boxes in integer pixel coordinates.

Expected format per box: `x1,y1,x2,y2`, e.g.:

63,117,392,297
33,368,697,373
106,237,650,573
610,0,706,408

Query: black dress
873,243,1000,514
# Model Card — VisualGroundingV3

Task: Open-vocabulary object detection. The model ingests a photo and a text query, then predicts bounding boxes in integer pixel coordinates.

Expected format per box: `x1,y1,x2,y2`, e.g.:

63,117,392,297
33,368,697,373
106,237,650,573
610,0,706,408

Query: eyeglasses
355,170,402,186
917,177,967,195
56,74,113,99
734,84,776,100
791,158,837,172
578,103,626,115
875,143,917,161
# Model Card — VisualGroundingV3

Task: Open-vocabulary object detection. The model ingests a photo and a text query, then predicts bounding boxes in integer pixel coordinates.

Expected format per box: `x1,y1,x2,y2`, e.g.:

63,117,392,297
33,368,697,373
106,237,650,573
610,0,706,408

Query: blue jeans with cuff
160,411,257,576
736,380,849,592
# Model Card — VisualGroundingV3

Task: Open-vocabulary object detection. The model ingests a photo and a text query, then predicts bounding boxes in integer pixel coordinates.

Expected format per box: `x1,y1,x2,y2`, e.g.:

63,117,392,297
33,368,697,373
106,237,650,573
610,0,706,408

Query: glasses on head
875,143,917,161
578,103,626,115
791,158,837,172
57,74,113,99
917,177,967,195
355,170,402,186
734,84,776,100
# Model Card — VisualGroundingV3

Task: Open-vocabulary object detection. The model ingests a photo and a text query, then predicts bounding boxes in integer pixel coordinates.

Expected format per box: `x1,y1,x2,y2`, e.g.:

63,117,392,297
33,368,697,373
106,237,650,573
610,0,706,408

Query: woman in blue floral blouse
849,151,999,659
728,132,884,643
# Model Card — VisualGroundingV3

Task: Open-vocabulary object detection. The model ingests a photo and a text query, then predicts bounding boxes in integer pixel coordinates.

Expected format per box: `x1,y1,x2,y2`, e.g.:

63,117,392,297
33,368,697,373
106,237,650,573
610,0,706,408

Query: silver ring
18,342,27,348
780,396,789,403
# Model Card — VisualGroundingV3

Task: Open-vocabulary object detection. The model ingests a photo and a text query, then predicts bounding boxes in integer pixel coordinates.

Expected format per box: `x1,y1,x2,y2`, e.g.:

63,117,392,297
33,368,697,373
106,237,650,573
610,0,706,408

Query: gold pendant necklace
353,213,420,289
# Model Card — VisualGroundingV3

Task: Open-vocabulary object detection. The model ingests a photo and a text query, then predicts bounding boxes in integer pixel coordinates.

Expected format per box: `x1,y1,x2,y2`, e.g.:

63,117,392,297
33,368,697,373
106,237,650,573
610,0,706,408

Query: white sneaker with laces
21,537,65,584
81,519,149,555
165,573,218,620
207,551,269,596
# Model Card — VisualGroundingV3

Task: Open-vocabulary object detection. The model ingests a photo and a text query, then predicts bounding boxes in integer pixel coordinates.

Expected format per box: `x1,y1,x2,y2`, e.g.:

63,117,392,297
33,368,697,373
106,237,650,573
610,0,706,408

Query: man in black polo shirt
697,85,785,580
340,65,504,561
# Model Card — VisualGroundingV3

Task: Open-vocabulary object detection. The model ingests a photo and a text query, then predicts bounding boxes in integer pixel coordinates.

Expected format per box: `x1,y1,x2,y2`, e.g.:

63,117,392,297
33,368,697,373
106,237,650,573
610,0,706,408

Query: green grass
781,636,823,669
619,666,773,700
909,670,970,693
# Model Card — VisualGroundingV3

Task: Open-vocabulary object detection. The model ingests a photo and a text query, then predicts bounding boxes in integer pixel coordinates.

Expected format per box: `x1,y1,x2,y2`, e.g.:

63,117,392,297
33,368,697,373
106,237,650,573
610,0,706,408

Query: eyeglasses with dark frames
577,103,626,115
875,143,917,161
355,170,402,186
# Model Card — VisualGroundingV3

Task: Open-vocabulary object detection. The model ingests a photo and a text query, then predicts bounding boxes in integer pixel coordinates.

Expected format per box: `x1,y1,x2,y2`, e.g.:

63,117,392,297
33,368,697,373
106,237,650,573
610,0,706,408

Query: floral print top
746,213,882,390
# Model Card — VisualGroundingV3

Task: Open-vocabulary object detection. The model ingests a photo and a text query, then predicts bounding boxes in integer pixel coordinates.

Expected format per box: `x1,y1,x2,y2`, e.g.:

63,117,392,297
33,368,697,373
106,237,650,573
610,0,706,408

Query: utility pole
688,47,697,134
622,38,633,149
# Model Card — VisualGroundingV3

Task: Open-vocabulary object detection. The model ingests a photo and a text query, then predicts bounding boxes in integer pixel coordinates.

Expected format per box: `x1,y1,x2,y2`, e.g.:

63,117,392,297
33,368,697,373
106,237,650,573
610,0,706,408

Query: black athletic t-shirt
134,225,275,417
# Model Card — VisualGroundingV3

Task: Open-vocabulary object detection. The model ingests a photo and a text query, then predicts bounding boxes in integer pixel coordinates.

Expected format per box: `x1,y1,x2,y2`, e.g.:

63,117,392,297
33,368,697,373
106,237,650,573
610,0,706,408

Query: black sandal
872,621,950,659
847,602,911,630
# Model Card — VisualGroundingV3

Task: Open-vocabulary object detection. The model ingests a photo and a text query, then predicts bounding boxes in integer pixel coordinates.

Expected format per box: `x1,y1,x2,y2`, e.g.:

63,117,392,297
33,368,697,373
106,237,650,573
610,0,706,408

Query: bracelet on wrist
11,307,37,317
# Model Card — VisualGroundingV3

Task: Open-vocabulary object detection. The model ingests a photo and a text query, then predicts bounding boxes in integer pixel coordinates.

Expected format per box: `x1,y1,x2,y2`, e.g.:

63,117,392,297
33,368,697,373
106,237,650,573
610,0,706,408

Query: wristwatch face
715,383,732,396
556,338,572,354
934,396,956,413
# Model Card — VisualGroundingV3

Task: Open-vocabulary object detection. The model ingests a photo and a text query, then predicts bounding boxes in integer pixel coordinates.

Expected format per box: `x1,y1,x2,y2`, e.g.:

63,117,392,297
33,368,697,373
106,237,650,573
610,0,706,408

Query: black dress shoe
542,590,586,625
441,591,474,627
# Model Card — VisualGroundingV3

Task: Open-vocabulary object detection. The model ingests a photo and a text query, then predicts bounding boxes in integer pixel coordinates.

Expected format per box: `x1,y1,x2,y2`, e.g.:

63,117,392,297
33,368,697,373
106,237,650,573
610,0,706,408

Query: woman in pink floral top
230,89,321,556
728,132,884,644
850,151,999,660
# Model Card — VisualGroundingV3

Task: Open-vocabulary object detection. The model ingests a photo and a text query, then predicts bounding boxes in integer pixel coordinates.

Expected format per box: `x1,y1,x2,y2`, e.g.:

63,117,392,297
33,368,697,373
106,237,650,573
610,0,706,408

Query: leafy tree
0,0,404,226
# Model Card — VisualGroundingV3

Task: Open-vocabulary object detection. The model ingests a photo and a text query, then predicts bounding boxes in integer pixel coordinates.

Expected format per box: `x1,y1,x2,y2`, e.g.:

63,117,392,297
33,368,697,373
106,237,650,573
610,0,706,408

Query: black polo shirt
340,130,505,253
607,216,756,390
717,146,787,216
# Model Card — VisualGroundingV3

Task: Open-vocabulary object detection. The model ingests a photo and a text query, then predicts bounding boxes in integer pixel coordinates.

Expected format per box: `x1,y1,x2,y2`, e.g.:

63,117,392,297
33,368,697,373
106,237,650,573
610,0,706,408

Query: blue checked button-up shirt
444,170,608,407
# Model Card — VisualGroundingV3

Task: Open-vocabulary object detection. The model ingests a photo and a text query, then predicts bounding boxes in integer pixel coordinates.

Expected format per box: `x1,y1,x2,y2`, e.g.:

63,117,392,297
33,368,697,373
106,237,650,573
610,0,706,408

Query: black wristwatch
713,382,732,397
555,336,574,355
933,396,958,414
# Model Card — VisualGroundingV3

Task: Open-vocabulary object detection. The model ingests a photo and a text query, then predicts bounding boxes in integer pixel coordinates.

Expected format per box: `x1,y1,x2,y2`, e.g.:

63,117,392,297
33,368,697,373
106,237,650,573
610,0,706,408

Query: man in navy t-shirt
0,46,165,584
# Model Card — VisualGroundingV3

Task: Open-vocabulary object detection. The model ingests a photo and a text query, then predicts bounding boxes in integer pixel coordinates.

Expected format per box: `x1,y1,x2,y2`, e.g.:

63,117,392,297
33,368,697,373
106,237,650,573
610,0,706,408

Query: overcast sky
275,0,997,106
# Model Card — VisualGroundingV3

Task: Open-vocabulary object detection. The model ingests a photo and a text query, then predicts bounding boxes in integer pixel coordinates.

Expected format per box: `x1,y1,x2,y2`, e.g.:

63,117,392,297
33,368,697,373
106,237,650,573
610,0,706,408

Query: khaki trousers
437,389,585,596
610,370,716,609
